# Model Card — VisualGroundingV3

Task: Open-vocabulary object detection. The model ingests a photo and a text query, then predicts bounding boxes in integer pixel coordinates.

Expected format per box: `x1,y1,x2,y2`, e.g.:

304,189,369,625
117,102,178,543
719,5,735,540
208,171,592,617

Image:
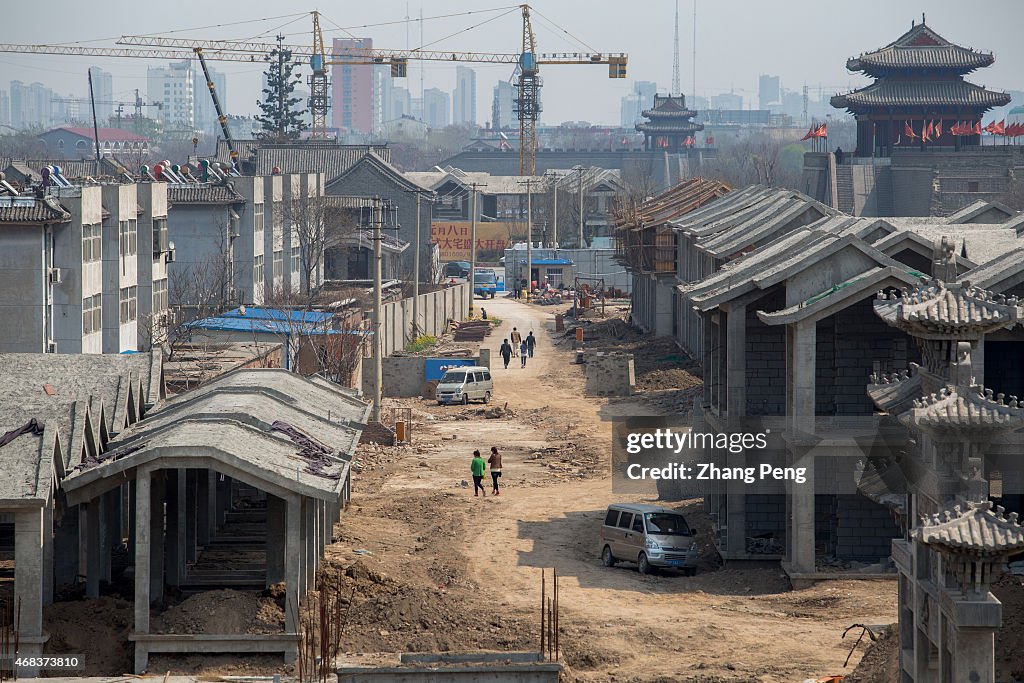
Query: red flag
984,120,997,134
935,120,942,138
995,119,1006,135
815,123,828,138
975,121,983,135
905,121,918,139
921,121,930,143
800,124,815,142
950,122,960,136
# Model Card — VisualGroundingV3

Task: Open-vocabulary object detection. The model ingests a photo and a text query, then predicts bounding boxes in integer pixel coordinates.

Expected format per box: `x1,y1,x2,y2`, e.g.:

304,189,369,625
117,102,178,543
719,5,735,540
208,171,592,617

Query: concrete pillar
42,497,54,605
14,507,44,636
787,320,817,574
134,467,152,635
86,497,102,598
149,470,165,604
951,628,995,683
185,469,198,563
199,470,214,545
317,500,327,560
128,480,136,562
266,495,285,585
724,304,748,557
165,469,186,586
302,498,313,592
285,497,301,633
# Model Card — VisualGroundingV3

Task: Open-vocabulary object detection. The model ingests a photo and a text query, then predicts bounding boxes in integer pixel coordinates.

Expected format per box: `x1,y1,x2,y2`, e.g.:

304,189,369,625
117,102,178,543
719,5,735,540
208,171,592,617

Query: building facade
147,60,195,129
454,66,477,126
492,80,515,131
422,88,450,129
331,37,375,133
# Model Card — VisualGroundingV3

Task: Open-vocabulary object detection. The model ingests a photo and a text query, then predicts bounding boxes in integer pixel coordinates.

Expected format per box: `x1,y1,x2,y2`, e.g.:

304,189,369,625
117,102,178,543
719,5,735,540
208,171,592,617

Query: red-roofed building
37,126,150,160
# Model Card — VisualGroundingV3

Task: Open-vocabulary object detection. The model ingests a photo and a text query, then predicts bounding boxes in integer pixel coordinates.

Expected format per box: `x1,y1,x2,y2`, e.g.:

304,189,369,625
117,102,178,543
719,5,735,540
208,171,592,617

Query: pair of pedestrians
470,447,503,496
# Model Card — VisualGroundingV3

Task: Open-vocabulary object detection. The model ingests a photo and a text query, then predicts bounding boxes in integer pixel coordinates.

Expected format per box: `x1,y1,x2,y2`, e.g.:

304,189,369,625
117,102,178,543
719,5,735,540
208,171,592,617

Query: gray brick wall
834,494,900,562
745,290,786,416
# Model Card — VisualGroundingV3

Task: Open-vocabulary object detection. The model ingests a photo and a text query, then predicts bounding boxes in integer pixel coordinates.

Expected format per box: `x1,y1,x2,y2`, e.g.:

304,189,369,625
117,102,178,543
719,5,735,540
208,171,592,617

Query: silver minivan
599,503,698,575
436,366,494,405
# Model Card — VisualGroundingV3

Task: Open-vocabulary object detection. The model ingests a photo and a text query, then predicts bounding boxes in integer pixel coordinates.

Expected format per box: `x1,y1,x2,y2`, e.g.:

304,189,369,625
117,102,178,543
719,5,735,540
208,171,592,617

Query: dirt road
338,296,897,682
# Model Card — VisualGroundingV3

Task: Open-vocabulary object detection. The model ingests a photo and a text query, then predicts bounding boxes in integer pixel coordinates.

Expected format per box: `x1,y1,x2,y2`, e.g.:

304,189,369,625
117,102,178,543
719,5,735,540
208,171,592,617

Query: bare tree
287,194,332,295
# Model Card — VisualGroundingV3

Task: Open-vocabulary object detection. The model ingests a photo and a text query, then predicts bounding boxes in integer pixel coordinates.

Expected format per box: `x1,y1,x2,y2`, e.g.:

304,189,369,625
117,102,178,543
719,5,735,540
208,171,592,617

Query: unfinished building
0,353,368,674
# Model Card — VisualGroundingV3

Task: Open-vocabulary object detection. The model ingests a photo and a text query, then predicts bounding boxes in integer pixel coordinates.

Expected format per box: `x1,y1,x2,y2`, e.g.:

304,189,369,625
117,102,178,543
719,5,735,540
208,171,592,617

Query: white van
436,366,493,405
599,503,699,575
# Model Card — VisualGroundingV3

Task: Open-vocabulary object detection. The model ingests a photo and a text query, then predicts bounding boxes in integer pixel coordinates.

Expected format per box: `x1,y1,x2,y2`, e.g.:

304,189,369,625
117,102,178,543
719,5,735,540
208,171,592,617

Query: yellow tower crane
117,5,627,174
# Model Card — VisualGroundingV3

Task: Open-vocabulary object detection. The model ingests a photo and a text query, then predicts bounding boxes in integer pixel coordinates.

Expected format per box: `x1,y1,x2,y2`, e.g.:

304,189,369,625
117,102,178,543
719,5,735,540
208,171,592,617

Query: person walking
499,338,513,369
510,327,522,357
520,338,529,368
488,446,502,495
471,450,487,497
526,331,536,358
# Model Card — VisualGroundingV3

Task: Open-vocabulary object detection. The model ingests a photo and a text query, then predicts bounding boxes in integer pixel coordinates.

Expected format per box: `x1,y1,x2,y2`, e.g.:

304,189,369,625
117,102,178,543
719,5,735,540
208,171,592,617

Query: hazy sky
2,0,1022,126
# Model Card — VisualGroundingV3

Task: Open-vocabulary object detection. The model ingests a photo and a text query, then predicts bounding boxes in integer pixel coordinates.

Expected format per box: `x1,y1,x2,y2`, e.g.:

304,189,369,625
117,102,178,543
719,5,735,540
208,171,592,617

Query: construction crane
193,48,237,164
0,6,626,174
51,93,162,128
118,5,627,174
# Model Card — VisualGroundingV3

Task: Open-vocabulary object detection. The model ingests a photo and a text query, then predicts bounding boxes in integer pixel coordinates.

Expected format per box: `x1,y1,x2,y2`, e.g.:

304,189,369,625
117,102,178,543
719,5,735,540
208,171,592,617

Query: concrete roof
0,350,163,502
61,368,369,504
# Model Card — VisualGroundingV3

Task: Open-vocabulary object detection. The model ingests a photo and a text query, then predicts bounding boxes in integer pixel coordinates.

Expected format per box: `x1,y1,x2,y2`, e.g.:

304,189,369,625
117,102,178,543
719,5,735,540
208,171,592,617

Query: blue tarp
531,258,573,266
424,358,477,382
221,307,334,324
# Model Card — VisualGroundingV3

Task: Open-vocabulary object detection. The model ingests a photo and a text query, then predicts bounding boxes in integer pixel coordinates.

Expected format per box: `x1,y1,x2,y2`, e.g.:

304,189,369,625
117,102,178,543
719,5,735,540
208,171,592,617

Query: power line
327,6,520,32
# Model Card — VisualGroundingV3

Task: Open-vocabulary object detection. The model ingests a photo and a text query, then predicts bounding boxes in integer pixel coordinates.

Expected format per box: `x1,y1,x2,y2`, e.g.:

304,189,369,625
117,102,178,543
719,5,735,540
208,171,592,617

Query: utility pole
577,167,585,248
371,196,383,423
467,182,486,315
519,177,535,299
544,171,559,247
404,188,434,337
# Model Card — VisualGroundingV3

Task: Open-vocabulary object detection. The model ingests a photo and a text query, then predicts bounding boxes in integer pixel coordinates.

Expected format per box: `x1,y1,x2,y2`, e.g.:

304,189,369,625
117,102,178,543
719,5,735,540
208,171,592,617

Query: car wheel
638,552,653,575
483,391,491,404
601,545,615,567
462,394,469,405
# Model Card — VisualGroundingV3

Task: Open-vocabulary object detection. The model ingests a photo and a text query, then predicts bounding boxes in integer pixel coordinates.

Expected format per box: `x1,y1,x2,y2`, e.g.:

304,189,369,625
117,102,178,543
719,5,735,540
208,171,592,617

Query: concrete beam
135,466,152,636
285,498,301,633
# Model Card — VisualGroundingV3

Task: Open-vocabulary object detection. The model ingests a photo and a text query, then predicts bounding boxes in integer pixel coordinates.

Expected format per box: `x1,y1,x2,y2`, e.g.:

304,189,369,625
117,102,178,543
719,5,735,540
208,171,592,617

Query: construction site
2,2,1024,683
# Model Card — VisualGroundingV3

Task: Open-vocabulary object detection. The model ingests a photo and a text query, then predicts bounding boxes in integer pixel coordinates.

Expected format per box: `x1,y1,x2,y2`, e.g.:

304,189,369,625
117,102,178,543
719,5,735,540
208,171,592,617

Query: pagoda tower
636,94,703,153
865,240,1024,682
832,16,1011,157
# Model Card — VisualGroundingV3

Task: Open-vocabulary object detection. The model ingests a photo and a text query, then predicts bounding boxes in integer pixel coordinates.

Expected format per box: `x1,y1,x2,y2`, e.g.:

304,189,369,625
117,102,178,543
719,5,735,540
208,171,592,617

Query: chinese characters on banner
430,221,526,261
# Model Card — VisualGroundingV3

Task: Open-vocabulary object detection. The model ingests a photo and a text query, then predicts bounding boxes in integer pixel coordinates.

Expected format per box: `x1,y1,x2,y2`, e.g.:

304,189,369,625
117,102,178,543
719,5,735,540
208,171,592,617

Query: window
254,254,264,284
119,219,137,256
967,181,979,193
152,217,168,255
616,513,633,530
82,294,102,335
119,286,137,324
631,515,644,532
253,202,265,239
273,249,283,279
81,223,101,263
291,245,301,272
603,509,619,526
153,278,168,314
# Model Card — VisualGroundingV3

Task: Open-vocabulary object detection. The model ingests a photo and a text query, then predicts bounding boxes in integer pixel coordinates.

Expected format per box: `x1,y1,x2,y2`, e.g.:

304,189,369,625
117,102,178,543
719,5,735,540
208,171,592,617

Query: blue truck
473,268,497,298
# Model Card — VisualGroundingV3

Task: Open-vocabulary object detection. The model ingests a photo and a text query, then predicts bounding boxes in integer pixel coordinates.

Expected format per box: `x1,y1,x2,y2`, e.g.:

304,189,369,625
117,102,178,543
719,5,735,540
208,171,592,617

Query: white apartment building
148,60,195,129
454,66,476,126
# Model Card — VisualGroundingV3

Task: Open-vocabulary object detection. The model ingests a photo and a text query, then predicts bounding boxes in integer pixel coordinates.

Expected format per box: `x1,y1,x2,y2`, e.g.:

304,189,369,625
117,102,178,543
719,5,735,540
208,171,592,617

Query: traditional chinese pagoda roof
867,367,922,415
916,500,1024,556
847,22,995,77
904,383,1024,431
874,278,1021,339
831,79,1010,112
636,94,704,136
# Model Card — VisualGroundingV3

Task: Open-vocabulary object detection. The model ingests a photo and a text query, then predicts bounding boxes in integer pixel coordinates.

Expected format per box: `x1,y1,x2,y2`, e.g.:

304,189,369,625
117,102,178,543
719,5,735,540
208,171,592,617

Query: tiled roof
167,183,245,205
867,368,922,415
635,121,704,134
907,384,1024,429
832,79,1011,111
916,500,1024,555
875,279,1020,335
848,23,995,75
217,140,392,183
0,196,71,223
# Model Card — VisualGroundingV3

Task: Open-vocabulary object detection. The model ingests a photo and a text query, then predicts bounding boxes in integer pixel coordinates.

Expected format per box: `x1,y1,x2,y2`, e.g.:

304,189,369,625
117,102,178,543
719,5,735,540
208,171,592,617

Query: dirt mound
44,596,133,675
152,589,284,634
842,625,898,683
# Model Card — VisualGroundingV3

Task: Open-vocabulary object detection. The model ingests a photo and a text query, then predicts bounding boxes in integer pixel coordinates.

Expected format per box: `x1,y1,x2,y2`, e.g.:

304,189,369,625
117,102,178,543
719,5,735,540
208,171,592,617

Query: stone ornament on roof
874,277,1021,338
916,499,1024,556
906,383,1024,430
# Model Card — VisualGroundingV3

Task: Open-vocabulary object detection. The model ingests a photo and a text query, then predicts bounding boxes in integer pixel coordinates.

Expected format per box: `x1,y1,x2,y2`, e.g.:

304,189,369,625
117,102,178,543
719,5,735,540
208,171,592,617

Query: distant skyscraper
422,88,450,128
620,81,657,127
193,66,227,136
147,61,195,129
88,67,113,123
331,37,374,133
710,92,742,110
0,89,9,127
492,80,515,131
372,64,394,132
10,80,55,130
453,66,477,125
758,74,780,110
392,86,412,119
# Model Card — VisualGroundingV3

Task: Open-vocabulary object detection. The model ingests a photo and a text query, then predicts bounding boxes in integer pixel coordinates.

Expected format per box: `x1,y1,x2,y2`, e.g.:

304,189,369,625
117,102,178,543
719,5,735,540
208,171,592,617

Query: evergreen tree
256,36,307,141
